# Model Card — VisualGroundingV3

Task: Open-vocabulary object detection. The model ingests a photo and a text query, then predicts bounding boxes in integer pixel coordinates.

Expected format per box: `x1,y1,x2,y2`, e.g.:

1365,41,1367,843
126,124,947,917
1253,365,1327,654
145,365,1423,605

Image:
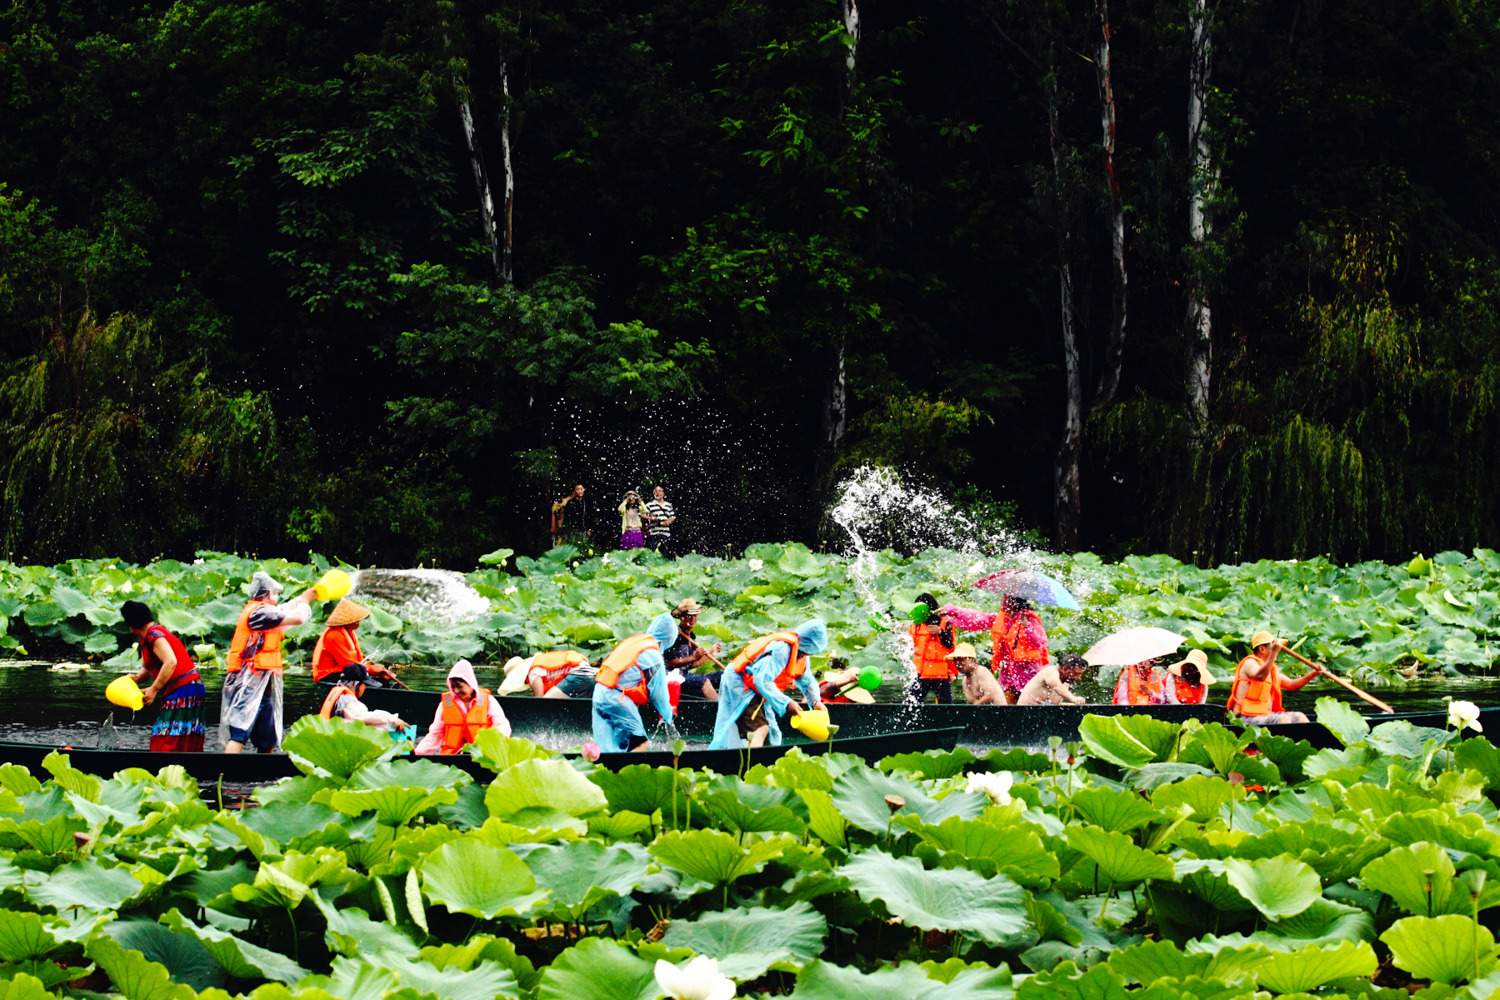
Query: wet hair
1058,653,1088,672
1003,595,1033,612
121,601,153,629
916,593,939,611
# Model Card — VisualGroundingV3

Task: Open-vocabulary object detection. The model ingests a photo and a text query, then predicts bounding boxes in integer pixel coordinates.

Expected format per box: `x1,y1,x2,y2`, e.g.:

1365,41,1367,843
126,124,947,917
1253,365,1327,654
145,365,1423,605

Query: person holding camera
618,489,646,549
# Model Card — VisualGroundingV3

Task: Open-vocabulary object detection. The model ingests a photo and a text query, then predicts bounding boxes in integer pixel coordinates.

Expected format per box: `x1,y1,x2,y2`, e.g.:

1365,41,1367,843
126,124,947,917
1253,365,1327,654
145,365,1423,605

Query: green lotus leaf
282,716,394,780
1382,809,1500,857
797,789,848,847
1260,897,1375,947
1110,938,1270,986
1454,738,1500,789
0,765,41,797
1151,774,1237,823
28,860,145,913
790,959,1013,999
589,764,679,816
230,849,351,911
158,909,307,983
99,918,226,992
350,757,471,792
1366,720,1449,759
465,730,557,775
1070,786,1161,833
524,841,652,922
420,838,547,919
536,937,679,1000
1253,940,1377,993
236,801,345,848
1077,715,1163,769
478,547,514,566
698,788,805,837
649,830,794,891
1381,914,1499,984
1314,697,1371,746
84,936,197,1000
778,545,825,577
1223,854,1322,920
843,848,1029,943
308,896,421,961
1065,825,1175,886
587,812,654,840
900,813,1059,887
660,901,827,980
0,974,53,1000
830,765,983,835
484,758,608,831
360,952,522,1000
0,910,66,963
879,747,978,779
1360,841,1470,916
156,606,212,638
997,958,1131,1000
328,785,459,827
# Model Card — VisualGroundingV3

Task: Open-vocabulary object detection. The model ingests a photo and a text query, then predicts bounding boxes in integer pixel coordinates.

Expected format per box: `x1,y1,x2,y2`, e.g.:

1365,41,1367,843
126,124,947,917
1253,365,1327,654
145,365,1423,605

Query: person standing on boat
415,659,510,753
319,664,407,730
121,600,206,752
310,599,398,685
948,642,1006,705
644,485,676,556
593,611,680,752
664,599,723,700
1227,632,1322,724
905,594,957,704
1017,653,1089,706
618,490,647,550
944,595,1051,703
1113,659,1169,705
551,484,591,550
709,619,828,750
223,571,316,754
1163,649,1216,705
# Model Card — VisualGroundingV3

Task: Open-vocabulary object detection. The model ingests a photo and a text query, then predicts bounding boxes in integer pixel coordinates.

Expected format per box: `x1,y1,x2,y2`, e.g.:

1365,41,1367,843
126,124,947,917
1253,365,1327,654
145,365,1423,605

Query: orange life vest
311,626,361,681
440,689,493,753
912,615,954,679
1113,665,1166,705
1171,676,1207,705
228,599,284,674
1227,656,1284,716
531,650,589,694
596,634,660,706
991,609,1048,672
730,631,807,695
319,684,356,720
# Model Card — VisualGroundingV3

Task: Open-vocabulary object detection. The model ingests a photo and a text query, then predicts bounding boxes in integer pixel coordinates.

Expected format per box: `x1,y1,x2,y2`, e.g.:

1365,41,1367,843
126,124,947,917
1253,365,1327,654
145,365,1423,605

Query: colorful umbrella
1082,626,1187,667
972,570,1081,611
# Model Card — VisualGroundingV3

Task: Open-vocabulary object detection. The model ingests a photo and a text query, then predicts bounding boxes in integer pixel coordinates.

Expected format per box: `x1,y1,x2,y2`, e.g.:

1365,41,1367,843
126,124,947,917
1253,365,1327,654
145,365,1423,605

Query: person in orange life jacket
944,642,1005,705
942,595,1050,703
415,659,510,754
709,619,828,750
223,571,317,754
319,664,407,730
1163,649,1217,705
664,599,723,701
122,600,207,752
905,593,956,704
1227,631,1322,724
593,611,680,753
1113,658,1169,705
1017,653,1090,706
526,650,597,698
311,600,398,685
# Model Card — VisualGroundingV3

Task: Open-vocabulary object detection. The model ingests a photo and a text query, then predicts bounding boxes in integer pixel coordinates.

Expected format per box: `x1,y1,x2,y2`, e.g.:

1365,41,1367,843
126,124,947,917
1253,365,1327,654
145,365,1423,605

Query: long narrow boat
1245,705,1500,750
0,726,965,784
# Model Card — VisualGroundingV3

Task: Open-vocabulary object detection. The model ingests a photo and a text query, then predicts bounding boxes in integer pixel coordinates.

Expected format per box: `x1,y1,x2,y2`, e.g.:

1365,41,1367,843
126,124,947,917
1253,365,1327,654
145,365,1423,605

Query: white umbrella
1082,627,1187,667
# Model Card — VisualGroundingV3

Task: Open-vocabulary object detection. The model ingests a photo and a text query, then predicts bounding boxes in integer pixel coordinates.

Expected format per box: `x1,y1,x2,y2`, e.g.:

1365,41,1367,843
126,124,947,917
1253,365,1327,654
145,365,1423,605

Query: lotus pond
0,701,1496,998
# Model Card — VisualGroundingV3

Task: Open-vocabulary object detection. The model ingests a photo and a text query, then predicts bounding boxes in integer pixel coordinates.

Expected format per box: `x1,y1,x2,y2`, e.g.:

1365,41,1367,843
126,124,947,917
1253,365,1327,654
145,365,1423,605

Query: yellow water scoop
789,709,838,742
314,569,352,601
105,675,144,711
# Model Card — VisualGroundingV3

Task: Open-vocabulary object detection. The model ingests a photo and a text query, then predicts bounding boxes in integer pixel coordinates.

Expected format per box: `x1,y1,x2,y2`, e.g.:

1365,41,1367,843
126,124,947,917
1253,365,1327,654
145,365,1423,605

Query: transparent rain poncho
709,619,827,750
591,612,677,753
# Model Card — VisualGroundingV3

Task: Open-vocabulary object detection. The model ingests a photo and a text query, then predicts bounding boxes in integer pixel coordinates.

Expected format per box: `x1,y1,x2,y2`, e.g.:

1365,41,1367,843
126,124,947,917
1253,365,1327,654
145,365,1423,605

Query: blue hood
648,611,679,649
794,619,829,656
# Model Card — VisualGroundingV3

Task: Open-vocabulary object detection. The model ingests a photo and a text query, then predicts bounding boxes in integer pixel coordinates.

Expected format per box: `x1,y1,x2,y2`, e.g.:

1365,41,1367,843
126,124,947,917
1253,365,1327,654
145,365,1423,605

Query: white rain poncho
219,661,284,749
592,612,677,753
414,659,510,754
709,619,827,750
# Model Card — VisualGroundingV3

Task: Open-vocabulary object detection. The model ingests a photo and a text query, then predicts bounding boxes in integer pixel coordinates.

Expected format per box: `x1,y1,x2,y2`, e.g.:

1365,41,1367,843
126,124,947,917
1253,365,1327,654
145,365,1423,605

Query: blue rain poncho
709,619,827,749
592,611,678,753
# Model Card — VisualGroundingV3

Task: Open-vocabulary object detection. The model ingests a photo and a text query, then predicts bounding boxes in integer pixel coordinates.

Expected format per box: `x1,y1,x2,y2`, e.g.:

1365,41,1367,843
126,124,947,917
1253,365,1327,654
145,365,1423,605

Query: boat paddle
1279,646,1395,714
690,637,728,670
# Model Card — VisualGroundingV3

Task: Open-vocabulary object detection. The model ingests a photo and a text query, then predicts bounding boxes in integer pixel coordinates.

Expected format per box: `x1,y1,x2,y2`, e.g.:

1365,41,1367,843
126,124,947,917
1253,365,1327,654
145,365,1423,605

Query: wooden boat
1247,705,1500,750
0,726,965,784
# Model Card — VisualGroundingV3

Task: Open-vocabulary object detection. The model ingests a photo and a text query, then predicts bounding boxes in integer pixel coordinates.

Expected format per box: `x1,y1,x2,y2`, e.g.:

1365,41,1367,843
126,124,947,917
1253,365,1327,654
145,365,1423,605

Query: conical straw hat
327,600,370,627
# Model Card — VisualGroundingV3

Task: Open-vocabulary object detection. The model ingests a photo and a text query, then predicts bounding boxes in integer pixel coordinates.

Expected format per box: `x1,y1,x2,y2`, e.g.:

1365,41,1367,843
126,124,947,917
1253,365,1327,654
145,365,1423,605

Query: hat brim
1165,658,1217,684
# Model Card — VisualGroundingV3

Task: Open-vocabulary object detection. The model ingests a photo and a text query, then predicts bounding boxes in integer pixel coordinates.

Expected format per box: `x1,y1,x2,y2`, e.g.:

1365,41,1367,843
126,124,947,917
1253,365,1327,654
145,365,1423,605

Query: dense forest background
2,0,1499,568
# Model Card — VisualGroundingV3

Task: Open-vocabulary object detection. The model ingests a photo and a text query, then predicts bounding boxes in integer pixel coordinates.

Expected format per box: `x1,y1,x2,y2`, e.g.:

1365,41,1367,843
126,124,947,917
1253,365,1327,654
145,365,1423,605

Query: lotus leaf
309,896,421,960
230,849,351,910
589,764,679,816
1315,698,1371,746
790,959,1014,999
1236,822,1386,883
1070,786,1162,833
830,765,983,835
843,848,1030,943
649,830,794,893
900,813,1059,887
698,786,805,837
588,812,654,840
1360,841,1470,916
158,909,307,983
41,753,101,803
1065,825,1174,887
1111,939,1270,985
1078,715,1164,769
1381,915,1499,984
99,918,226,992
0,765,41,797
1454,739,1500,788
524,841,652,921
84,936,197,1000
358,952,523,1000
282,717,393,780
797,789,848,847
484,758,607,831
28,859,145,913
879,747,978,779
0,975,52,1000
660,901,827,979
1252,940,1377,993
236,801,345,848
536,937,677,1000
328,784,459,827
420,838,547,919
1382,809,1500,857
0,911,65,964
1223,855,1322,920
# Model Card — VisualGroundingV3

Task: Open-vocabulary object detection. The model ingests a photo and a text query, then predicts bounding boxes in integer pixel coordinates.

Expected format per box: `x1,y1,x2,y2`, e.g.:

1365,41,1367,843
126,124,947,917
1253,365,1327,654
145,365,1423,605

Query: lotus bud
581,741,601,762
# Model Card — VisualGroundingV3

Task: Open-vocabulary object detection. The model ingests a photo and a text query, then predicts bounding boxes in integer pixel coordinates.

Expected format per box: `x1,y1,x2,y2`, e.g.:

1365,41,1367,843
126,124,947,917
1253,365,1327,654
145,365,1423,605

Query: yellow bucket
105,675,144,711
314,569,352,601
790,709,838,742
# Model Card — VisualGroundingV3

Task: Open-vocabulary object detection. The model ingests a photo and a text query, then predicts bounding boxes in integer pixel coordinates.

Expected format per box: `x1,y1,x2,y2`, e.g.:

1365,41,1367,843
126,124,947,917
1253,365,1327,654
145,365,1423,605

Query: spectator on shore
618,490,646,550
551,484,591,552
644,485,676,556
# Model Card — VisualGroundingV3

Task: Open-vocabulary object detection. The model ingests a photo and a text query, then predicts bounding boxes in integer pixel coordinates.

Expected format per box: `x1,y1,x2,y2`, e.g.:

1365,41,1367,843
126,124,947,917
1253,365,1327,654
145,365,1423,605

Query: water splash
98,712,119,751
350,569,490,626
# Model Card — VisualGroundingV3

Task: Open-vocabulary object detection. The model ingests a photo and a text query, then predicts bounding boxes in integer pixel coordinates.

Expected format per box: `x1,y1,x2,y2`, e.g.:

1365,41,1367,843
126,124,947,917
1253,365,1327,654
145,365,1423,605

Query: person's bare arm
1281,664,1323,692
139,636,178,705
1240,642,1277,680
1047,673,1086,705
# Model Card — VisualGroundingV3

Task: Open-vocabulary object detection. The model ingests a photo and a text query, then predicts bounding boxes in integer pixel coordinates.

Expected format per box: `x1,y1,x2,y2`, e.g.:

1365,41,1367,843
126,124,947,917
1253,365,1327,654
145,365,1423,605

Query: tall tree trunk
1185,0,1215,426
1092,0,1127,413
1049,69,1083,550
444,25,501,282
818,0,859,484
498,51,515,285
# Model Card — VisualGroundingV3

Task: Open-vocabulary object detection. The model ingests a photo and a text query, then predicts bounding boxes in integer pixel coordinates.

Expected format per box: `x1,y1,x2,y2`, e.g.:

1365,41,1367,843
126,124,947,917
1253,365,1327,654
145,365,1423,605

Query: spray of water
350,569,490,626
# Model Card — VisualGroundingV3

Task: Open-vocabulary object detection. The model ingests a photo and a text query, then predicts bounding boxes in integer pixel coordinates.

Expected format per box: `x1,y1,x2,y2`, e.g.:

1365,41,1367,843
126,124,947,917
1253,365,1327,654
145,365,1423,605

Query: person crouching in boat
1113,658,1168,705
593,611,680,752
1017,653,1090,706
527,650,597,698
223,571,317,754
121,600,206,752
1163,649,1216,705
709,619,828,750
1227,632,1322,725
311,600,400,686
905,594,956,704
948,643,1005,705
664,599,723,701
320,664,407,731
415,659,510,754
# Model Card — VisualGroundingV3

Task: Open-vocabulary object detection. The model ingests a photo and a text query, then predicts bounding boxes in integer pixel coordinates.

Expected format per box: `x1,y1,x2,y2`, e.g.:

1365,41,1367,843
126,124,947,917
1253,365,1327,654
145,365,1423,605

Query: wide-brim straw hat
673,598,705,619
1165,648,1216,684
945,642,979,660
820,668,874,704
327,600,370,627
498,655,534,695
1250,630,1277,649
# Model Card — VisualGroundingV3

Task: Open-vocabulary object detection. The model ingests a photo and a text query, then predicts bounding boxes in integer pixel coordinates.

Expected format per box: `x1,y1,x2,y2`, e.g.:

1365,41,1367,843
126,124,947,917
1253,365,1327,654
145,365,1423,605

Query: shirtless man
1017,653,1089,706
947,643,1006,705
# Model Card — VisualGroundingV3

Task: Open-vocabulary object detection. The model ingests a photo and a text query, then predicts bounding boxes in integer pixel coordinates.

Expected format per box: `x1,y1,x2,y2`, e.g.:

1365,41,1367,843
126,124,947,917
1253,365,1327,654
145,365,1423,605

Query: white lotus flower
1449,700,1483,732
502,586,518,596
602,553,611,564
654,956,735,1000
966,770,1014,805
748,558,764,572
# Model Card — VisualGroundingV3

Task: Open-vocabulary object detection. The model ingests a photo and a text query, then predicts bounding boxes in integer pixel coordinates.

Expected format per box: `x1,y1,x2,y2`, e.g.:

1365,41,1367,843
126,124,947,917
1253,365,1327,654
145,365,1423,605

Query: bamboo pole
1279,646,1394,714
